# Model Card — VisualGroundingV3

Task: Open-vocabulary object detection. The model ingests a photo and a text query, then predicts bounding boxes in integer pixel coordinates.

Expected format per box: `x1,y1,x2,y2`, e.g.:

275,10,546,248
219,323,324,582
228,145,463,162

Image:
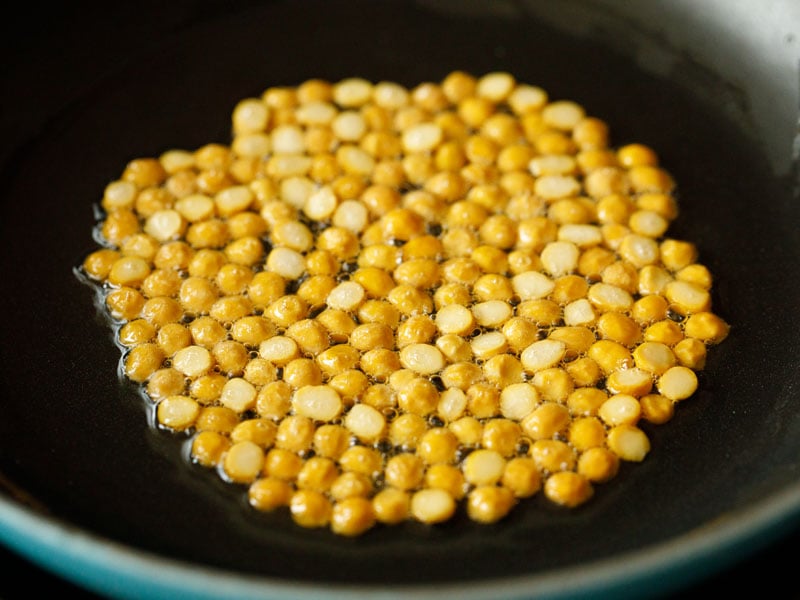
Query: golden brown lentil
81,71,728,536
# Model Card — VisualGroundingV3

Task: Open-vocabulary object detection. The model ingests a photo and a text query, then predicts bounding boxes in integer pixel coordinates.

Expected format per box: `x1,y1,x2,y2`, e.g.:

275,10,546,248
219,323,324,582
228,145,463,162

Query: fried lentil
80,72,729,536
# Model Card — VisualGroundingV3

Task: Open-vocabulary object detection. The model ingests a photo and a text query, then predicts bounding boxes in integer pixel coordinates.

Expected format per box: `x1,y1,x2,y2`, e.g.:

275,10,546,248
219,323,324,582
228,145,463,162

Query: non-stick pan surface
1,1,798,598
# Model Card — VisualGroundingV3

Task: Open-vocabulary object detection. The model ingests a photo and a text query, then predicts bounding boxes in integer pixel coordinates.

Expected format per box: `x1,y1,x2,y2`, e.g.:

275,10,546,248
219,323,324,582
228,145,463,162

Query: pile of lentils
81,71,730,536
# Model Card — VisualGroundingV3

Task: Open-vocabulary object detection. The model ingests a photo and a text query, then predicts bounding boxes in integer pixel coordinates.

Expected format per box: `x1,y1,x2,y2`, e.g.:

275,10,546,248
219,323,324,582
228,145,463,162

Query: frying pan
1,1,798,598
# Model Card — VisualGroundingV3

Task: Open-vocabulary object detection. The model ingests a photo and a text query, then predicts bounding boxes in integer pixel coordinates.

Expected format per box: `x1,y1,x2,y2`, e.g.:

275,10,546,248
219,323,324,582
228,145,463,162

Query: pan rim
1,481,799,599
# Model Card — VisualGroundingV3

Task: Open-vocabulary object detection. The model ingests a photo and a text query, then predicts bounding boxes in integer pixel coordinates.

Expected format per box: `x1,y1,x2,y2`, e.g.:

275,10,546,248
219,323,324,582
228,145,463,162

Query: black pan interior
1,0,798,593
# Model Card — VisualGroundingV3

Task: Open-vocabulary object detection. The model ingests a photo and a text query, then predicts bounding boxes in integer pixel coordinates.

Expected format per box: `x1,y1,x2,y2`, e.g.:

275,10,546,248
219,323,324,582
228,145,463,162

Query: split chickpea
81,71,728,537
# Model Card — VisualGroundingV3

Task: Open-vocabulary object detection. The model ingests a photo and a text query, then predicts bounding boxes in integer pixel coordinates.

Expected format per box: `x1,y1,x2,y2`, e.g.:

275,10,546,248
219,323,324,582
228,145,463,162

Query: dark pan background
1,1,798,598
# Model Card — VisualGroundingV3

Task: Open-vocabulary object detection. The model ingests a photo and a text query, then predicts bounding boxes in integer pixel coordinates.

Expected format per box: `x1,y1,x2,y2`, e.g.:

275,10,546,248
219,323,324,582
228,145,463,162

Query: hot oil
55,0,790,582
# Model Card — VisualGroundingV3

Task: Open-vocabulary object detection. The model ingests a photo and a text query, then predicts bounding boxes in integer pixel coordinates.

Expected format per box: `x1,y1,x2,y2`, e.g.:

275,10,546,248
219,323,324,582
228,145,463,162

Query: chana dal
80,71,729,536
